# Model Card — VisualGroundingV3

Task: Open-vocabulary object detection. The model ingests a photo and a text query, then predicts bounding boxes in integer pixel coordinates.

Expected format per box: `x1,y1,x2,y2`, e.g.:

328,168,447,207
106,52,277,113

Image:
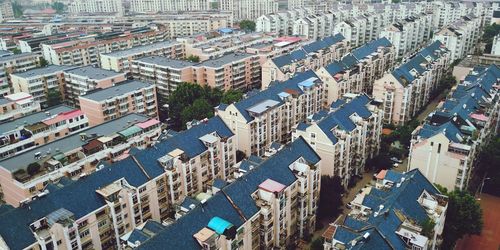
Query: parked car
345,202,352,209
390,157,403,163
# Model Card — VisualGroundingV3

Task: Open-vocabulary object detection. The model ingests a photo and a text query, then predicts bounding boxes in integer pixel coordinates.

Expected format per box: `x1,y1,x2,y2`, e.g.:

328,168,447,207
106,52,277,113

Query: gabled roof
351,38,392,61
331,169,442,249
233,70,321,122
137,137,320,249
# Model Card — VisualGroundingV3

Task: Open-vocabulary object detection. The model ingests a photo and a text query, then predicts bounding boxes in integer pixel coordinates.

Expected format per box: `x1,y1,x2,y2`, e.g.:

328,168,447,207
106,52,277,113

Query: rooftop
0,113,150,172
80,80,154,102
103,40,180,58
0,105,75,134
11,65,74,79
135,56,197,69
64,66,125,80
0,52,38,62
196,53,254,68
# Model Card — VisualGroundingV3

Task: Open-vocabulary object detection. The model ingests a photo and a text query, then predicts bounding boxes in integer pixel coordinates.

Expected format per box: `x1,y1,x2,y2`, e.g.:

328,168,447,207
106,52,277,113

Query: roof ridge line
131,155,152,180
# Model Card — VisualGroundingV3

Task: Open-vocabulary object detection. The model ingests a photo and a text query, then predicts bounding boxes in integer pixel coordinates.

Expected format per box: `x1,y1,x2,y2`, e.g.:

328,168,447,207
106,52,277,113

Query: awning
118,125,142,138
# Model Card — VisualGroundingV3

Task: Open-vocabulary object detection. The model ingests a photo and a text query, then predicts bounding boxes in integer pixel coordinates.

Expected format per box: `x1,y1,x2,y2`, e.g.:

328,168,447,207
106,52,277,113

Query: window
79,229,90,238
57,240,62,245
310,133,316,139
139,186,147,193
98,220,107,227
55,132,60,137
437,143,441,154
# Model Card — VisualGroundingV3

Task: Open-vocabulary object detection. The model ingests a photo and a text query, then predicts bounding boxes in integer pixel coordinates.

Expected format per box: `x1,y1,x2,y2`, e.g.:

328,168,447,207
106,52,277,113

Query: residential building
63,66,127,106
292,93,382,186
0,113,162,206
68,0,124,16
256,8,313,36
491,34,500,56
132,53,261,100
10,65,73,107
0,0,13,21
245,36,306,64
380,14,434,59
18,33,77,54
323,169,448,250
372,41,450,125
261,34,348,89
0,136,317,250
220,0,278,21
433,16,482,62
0,105,89,160
79,80,158,126
432,1,467,29
0,92,40,122
136,137,320,249
0,53,41,96
292,11,335,40
129,0,209,12
159,12,234,38
333,13,391,49
408,65,500,191
315,37,395,100
100,40,184,73
41,28,169,66
216,70,326,157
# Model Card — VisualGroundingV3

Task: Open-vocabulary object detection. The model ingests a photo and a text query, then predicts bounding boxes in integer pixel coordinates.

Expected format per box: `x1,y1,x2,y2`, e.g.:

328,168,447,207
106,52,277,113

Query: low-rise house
408,65,500,191
0,105,88,160
217,70,326,157
0,113,161,206
0,92,40,122
372,41,450,125
292,93,383,186
79,80,158,126
323,169,448,250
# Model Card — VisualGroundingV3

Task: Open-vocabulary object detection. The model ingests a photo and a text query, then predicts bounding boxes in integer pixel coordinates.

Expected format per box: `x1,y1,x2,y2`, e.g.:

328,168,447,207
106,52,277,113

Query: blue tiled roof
128,229,151,244
181,197,201,210
233,70,320,122
351,38,392,61
299,94,373,144
213,178,227,189
142,221,166,234
272,34,344,68
332,169,442,249
384,171,403,183
325,61,346,75
138,138,320,249
418,122,464,143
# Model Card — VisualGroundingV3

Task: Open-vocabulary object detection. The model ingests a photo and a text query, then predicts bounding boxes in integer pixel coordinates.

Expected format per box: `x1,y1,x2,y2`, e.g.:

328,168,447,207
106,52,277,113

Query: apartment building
334,13,390,49
380,14,434,59
0,92,40,122
372,41,450,125
64,66,127,106
0,0,13,21
256,8,313,36
293,93,382,187
217,70,326,157
292,11,335,40
0,105,89,160
261,34,347,89
131,137,320,249
10,65,73,107
245,36,306,64
68,0,124,16
434,16,482,62
432,1,468,29
220,0,278,21
491,34,500,56
19,33,77,54
0,113,162,206
408,65,500,191
133,53,261,99
0,53,40,96
41,28,169,66
79,80,158,126
315,37,395,100
129,0,209,12
100,40,184,73
323,169,448,250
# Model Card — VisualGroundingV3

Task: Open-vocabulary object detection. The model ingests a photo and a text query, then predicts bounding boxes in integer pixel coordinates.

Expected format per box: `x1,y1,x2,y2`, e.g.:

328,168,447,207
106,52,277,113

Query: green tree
239,20,256,32
221,89,244,104
51,2,65,14
180,98,214,126
421,218,436,238
39,58,49,67
46,89,62,107
482,24,500,53
27,162,41,176
186,55,200,63
317,176,344,223
12,1,23,18
441,190,483,249
476,136,500,196
11,48,21,54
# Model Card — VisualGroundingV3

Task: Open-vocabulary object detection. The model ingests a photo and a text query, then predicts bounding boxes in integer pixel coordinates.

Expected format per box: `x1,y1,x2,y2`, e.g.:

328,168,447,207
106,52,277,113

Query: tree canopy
166,83,244,130
239,20,256,32
46,89,62,107
51,2,65,14
12,2,23,18
317,176,344,225
186,55,200,63
441,190,483,249
475,136,500,196
482,24,500,53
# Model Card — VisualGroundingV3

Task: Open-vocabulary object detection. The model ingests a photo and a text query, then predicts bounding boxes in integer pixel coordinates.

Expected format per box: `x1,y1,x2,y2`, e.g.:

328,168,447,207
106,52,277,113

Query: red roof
259,179,286,193
42,110,83,125
137,119,160,129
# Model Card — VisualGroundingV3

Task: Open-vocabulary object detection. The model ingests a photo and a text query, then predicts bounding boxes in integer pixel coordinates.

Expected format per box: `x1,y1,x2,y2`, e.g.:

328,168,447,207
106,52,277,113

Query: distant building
79,80,158,126
434,16,482,62
0,53,41,96
220,0,278,21
129,0,209,13
0,1,14,21
323,169,448,250
68,0,124,16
